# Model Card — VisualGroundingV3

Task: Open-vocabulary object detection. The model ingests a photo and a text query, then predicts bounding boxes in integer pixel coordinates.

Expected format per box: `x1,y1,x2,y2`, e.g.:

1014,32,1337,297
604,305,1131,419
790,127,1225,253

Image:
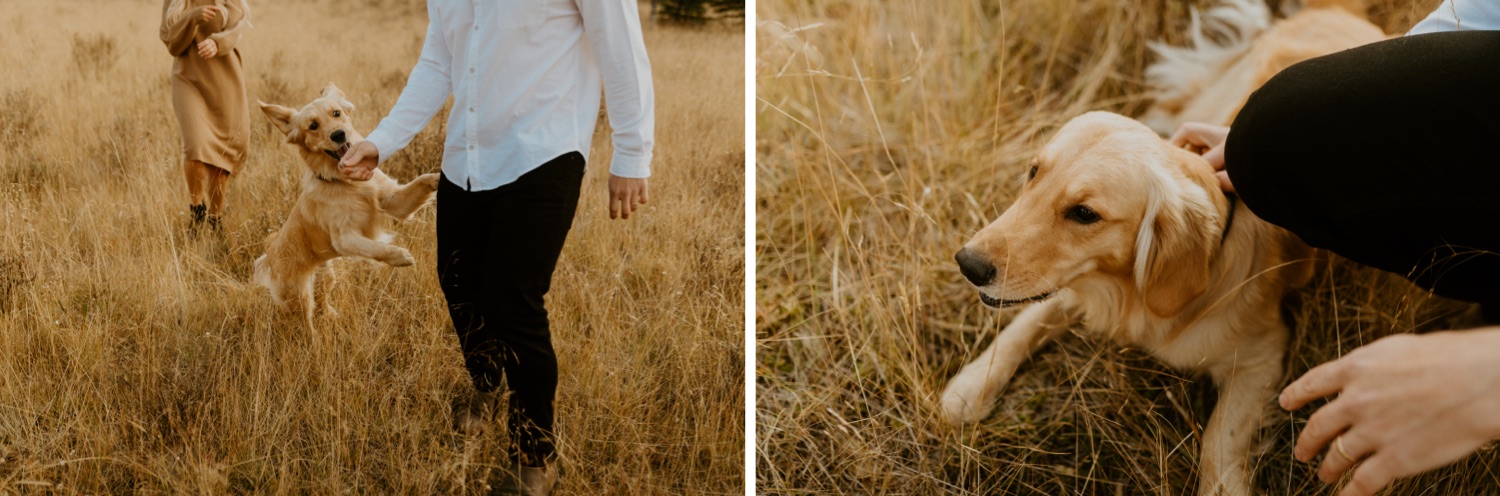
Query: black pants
1226,31,1500,322
436,151,585,465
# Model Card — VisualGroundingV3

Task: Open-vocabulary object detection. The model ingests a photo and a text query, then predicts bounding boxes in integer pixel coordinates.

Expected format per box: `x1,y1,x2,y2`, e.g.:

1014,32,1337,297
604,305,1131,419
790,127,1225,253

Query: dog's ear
1134,167,1218,318
258,100,296,136
320,82,344,100
341,99,356,113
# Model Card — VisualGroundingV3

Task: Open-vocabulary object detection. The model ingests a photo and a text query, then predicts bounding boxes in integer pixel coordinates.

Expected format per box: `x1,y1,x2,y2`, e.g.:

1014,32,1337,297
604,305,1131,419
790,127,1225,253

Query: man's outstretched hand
1280,328,1500,496
339,141,379,181
1169,122,1234,192
608,175,648,220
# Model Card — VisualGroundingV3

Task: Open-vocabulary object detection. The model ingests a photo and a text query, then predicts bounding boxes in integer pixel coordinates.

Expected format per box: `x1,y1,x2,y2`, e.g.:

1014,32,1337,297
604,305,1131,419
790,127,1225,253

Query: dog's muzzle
325,143,351,161
955,247,995,286
979,290,1057,308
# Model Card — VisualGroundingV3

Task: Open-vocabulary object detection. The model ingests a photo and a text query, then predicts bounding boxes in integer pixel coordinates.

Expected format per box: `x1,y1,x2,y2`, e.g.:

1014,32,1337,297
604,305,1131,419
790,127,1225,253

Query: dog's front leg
380,173,440,221
314,261,338,317
331,230,414,267
940,297,1073,424
1197,326,1288,496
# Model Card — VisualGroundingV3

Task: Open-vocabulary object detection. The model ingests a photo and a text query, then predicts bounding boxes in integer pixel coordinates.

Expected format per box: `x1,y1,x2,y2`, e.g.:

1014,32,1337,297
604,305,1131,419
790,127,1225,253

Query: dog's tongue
339,143,351,157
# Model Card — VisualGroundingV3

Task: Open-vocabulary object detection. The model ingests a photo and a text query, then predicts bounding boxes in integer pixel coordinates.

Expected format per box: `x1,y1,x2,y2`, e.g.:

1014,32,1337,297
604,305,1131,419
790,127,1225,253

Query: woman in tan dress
159,0,251,228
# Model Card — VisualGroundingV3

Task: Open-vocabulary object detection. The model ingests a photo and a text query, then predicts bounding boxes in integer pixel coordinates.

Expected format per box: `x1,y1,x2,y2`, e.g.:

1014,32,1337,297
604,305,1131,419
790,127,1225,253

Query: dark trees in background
652,0,744,24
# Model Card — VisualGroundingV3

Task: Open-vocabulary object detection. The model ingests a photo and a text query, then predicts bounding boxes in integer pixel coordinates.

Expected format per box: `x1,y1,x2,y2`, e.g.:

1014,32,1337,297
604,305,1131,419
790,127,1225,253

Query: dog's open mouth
324,143,350,161
978,290,1057,308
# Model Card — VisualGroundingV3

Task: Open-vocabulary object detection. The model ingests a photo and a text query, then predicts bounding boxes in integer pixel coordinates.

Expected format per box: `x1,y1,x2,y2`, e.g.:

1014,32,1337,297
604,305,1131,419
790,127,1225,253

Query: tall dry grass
756,0,1499,494
0,0,744,493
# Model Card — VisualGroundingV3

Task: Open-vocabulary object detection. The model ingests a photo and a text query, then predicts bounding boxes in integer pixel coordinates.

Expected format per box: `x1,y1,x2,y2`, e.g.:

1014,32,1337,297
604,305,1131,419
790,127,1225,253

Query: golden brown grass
755,0,1500,494
0,0,743,493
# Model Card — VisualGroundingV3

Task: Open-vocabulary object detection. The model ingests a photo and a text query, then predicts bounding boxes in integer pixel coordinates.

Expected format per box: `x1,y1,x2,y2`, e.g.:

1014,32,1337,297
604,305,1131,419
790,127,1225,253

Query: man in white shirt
338,1,654,493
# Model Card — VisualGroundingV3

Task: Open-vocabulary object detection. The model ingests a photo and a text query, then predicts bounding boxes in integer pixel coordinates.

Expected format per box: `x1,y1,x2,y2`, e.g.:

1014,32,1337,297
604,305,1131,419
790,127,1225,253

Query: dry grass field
0,0,743,494
756,0,1500,494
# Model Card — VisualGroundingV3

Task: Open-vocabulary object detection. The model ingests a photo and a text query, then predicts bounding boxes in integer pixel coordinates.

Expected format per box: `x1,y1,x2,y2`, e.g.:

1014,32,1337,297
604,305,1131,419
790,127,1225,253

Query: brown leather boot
452,389,502,435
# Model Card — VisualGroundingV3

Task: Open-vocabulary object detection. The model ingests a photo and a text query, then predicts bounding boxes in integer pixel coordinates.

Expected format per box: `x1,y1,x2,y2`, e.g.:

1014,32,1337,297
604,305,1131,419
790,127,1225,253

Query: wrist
1462,327,1500,439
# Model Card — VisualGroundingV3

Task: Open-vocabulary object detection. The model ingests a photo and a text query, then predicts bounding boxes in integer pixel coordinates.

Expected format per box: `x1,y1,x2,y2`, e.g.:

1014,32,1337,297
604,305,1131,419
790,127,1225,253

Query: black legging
1226,30,1500,323
436,151,586,465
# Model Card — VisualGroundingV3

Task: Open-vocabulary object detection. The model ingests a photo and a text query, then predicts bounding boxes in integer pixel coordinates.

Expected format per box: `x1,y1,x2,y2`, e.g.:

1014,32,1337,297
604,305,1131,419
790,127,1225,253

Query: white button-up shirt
365,0,655,191
1408,0,1500,35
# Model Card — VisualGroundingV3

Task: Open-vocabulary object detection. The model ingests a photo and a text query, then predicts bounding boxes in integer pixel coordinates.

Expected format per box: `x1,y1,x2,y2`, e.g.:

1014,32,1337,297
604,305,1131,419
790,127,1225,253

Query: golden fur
941,3,1386,494
254,83,439,329
1141,0,1385,133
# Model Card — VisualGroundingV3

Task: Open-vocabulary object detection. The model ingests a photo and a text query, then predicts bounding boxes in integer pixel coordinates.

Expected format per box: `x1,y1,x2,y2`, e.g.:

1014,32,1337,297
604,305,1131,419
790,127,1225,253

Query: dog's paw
416,173,440,191
386,249,415,267
939,378,996,425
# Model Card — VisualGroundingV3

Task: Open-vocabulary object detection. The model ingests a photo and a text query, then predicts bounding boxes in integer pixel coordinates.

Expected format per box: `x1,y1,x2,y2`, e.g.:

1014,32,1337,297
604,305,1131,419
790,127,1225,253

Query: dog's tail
1283,0,1368,18
1142,0,1272,133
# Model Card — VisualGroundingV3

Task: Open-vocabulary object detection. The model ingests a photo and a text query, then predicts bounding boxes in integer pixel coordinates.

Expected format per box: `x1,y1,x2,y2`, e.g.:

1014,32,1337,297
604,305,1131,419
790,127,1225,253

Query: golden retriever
940,2,1384,495
254,83,439,328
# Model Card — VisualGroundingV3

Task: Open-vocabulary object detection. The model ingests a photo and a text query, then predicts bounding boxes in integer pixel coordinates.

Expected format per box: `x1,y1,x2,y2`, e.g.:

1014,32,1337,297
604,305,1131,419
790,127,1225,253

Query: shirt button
469,68,475,74
468,106,475,112
473,25,478,31
468,144,475,150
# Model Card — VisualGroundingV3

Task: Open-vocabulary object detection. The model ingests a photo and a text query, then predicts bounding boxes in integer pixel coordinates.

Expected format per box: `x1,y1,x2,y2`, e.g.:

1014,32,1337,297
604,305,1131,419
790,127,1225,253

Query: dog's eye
1065,205,1100,224
332,110,341,118
309,120,319,131
1028,165,1038,181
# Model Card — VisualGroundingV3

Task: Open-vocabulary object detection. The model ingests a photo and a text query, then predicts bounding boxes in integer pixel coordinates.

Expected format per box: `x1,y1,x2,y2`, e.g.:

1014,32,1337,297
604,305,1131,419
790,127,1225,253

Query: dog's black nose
955,247,996,286
330,129,346,144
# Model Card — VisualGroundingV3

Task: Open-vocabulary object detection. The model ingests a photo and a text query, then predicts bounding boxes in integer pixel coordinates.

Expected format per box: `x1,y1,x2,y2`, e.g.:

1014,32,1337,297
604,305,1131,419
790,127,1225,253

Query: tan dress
160,0,250,173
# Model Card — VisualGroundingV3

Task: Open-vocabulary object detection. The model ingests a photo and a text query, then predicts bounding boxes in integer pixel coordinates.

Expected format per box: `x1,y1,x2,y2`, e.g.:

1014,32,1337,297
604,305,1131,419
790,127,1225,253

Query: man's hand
1169,122,1233,192
197,38,218,58
1280,328,1500,496
608,175,648,220
338,141,380,181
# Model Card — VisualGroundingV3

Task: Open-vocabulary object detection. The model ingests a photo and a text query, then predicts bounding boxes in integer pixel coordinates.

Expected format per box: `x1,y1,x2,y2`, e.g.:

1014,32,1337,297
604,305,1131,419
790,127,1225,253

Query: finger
1295,399,1355,463
1168,124,1199,148
341,145,369,167
1215,171,1236,193
1316,433,1371,483
609,191,621,219
639,184,649,204
624,189,637,218
1339,454,1397,496
1203,143,1226,171
1282,358,1349,411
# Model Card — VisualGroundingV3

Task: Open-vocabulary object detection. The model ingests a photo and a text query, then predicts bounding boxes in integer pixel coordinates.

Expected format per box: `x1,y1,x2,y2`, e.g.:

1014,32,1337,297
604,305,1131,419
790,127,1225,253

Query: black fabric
436,151,586,464
1225,31,1500,322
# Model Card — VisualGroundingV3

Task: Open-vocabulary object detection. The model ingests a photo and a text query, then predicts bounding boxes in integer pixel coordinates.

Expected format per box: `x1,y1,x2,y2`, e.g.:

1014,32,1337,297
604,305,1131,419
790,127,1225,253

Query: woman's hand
196,5,218,24
1169,122,1233,192
1280,328,1500,496
197,38,218,58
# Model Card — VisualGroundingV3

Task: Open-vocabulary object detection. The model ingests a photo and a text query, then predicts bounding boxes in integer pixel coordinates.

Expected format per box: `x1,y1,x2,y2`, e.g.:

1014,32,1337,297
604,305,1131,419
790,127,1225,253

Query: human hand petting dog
1169,122,1233,192
608,175,648,220
338,141,379,181
1280,328,1500,496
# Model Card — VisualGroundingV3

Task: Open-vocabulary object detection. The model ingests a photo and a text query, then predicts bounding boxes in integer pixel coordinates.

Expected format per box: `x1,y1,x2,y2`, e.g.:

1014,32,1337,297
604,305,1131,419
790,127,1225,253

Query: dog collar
1220,193,1238,245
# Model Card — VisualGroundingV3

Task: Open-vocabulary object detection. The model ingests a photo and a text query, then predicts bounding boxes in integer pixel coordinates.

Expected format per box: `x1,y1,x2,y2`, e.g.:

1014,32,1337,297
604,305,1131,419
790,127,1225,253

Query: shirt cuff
607,151,652,178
